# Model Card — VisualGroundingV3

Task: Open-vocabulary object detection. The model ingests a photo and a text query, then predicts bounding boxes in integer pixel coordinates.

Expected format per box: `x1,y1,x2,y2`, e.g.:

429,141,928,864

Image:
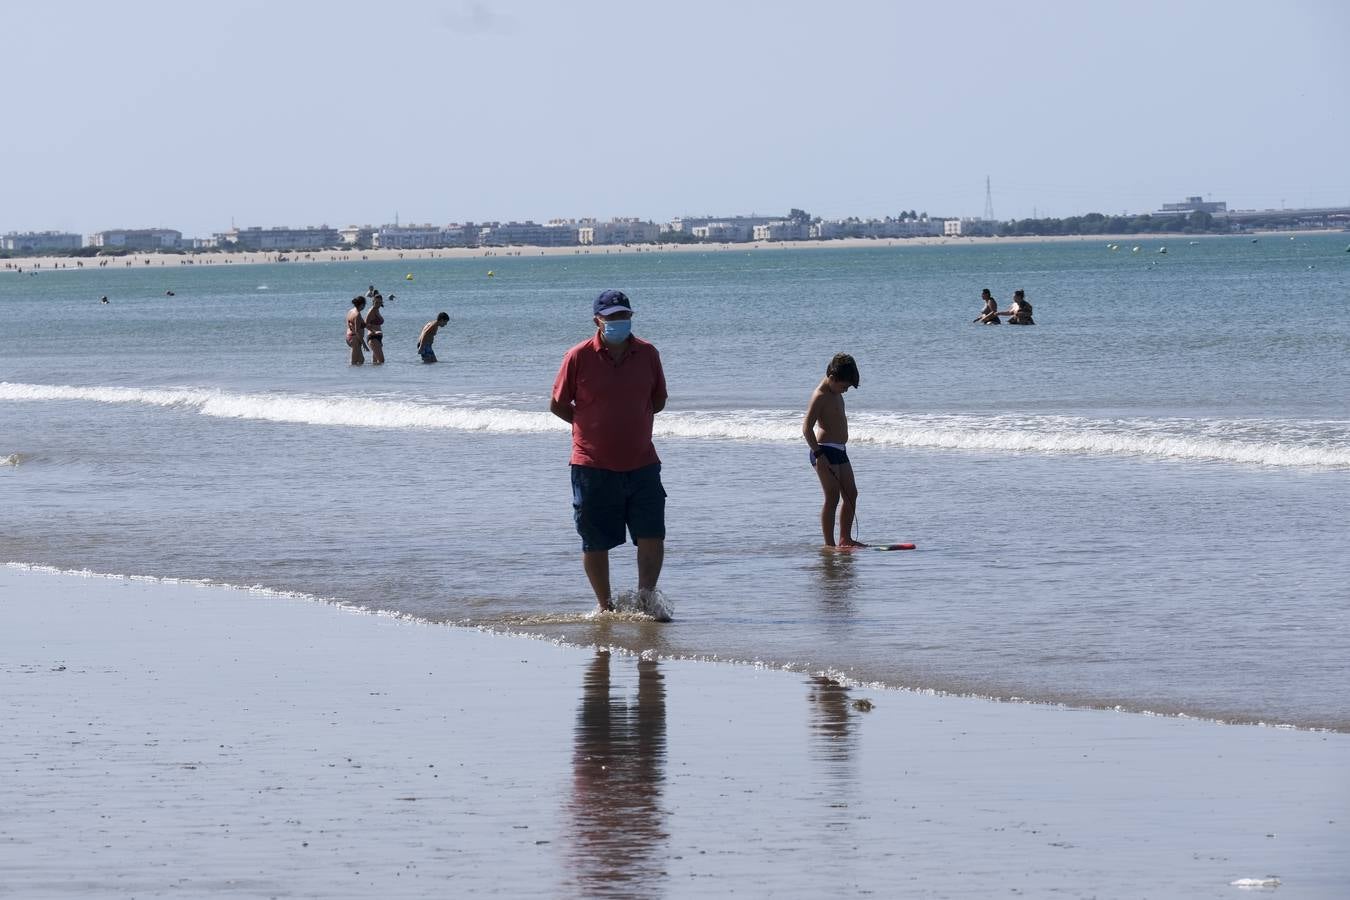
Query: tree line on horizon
998,210,1227,236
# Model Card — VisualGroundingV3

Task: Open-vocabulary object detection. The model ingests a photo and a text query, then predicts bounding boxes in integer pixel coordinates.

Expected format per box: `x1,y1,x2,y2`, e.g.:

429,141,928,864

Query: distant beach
4,229,1334,273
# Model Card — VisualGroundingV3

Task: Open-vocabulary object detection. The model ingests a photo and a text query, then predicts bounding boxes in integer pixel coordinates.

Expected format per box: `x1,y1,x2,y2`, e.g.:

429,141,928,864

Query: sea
3,235,1348,731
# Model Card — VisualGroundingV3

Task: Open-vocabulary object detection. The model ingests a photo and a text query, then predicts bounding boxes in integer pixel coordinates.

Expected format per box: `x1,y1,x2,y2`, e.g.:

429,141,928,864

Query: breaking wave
4,380,1348,469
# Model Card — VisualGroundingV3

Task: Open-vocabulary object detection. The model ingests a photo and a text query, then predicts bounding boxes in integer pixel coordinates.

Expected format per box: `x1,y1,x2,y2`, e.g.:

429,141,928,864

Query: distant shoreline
2,228,1340,272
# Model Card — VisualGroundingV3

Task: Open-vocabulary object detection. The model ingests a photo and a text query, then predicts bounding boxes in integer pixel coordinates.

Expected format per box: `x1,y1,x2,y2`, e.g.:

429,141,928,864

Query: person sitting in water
1002,289,1035,325
973,288,1001,324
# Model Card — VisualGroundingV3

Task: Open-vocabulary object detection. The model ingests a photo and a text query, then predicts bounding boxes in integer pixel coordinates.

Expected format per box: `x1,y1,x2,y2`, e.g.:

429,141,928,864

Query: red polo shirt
552,333,667,472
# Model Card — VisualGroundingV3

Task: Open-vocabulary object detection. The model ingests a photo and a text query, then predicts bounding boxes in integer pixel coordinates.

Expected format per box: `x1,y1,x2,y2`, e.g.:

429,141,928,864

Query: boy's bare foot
839,539,869,549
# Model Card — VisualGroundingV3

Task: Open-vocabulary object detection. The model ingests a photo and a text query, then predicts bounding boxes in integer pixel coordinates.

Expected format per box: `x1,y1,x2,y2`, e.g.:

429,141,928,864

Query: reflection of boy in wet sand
803,353,864,548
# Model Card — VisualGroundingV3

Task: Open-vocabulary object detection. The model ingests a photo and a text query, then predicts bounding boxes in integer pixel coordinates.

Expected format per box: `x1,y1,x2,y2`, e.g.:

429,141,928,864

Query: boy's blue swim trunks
816,444,849,465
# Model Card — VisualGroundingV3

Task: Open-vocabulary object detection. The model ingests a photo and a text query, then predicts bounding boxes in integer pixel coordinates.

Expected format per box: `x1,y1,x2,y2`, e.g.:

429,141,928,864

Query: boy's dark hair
436,312,449,323
826,353,860,388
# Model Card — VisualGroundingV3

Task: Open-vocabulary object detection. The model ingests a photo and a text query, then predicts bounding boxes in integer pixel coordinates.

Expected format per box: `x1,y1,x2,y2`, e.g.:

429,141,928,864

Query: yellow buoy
487,270,495,277
405,273,414,281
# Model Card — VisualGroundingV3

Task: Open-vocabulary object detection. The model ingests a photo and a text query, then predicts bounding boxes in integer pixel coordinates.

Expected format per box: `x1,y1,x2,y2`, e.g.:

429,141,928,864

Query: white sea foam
4,381,1349,469
1230,876,1281,888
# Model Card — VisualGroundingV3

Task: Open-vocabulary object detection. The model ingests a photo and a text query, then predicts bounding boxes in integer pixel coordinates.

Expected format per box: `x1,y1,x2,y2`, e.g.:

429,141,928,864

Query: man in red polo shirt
550,289,671,621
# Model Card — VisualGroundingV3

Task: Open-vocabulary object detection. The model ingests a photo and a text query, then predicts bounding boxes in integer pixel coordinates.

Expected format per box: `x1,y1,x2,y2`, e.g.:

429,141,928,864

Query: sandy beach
2,564,1345,898
4,230,1330,274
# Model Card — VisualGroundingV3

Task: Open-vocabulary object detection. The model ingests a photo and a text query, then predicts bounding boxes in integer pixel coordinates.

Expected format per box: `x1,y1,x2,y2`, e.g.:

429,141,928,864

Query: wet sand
2,565,1345,898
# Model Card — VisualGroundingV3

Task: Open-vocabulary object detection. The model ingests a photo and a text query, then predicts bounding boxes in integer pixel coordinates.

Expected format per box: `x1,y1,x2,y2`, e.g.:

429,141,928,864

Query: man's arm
551,352,576,423
549,398,574,423
651,350,668,415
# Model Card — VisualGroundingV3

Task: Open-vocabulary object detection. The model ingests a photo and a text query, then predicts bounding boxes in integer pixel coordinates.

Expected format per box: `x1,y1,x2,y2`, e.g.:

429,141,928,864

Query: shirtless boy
803,353,864,548
417,312,449,363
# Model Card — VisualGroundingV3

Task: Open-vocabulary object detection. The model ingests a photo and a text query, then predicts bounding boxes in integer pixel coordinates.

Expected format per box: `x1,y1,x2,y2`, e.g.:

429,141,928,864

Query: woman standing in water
365,294,385,365
346,296,369,365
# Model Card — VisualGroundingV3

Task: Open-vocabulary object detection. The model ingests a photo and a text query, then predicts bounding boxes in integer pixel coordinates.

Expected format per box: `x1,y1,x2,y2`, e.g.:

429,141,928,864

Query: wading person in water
974,288,1001,324
550,290,671,621
803,353,864,548
417,312,449,363
346,297,368,365
1003,289,1035,325
365,294,385,365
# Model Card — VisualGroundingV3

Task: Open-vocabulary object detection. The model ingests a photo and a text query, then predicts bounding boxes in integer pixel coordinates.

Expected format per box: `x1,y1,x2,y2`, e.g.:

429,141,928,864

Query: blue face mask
601,319,632,343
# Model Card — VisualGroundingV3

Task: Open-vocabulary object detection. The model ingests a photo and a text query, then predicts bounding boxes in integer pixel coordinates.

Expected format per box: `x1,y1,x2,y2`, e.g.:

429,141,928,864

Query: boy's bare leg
836,464,866,546
815,460,841,546
582,551,613,611
636,538,664,592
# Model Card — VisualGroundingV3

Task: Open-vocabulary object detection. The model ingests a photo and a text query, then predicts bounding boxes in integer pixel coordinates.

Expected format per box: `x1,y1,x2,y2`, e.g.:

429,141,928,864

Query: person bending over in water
1002,289,1035,325
346,297,369,365
974,288,1001,324
417,312,449,363
803,353,865,548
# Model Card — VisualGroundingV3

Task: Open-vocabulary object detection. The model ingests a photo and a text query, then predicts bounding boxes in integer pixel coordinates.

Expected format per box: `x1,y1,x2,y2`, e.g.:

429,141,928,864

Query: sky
4,0,1349,237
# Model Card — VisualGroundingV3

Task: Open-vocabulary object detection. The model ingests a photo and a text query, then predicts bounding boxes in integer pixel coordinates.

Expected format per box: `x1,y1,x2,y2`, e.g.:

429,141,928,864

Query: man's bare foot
839,539,869,549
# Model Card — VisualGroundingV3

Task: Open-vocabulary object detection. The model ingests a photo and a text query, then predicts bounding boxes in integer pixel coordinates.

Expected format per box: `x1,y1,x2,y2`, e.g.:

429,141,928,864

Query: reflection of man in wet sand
567,650,667,893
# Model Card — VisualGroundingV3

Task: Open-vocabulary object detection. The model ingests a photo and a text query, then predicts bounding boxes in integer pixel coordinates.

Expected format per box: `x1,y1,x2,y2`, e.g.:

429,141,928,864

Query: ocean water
4,235,1348,730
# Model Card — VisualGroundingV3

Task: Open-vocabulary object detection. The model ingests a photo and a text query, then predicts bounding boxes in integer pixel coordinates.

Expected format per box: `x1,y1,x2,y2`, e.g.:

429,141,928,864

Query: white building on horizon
578,218,661,245
690,222,754,242
943,217,998,237
374,224,444,249
478,220,578,247
215,226,341,251
1156,195,1228,216
2,230,83,251
340,225,376,246
753,221,810,241
88,228,182,250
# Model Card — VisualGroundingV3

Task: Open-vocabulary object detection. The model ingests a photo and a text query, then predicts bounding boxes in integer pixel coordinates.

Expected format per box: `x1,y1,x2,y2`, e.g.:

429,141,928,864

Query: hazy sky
5,0,1348,236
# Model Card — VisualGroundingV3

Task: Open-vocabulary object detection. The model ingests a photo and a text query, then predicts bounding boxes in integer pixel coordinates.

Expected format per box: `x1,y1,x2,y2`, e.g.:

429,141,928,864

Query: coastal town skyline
4,1,1348,238
6,191,1350,254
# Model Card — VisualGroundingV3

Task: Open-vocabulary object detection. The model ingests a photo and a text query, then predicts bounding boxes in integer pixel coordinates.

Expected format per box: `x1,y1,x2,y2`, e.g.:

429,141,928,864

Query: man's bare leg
635,538,671,621
636,538,664,592
582,551,612,611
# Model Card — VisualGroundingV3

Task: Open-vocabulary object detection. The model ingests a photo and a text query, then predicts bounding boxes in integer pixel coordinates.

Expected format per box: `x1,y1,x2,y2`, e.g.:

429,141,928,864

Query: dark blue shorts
571,463,666,552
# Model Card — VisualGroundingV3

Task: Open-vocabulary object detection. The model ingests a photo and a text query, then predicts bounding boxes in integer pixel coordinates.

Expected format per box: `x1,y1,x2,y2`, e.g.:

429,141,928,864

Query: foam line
4,381,1348,469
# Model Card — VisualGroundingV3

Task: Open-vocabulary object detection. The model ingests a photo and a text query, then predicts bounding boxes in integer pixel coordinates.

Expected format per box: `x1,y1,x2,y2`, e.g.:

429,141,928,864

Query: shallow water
3,236,1348,729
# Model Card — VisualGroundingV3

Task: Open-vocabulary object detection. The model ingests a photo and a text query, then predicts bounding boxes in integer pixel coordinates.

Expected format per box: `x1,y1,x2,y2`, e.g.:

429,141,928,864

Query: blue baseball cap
593,289,632,317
